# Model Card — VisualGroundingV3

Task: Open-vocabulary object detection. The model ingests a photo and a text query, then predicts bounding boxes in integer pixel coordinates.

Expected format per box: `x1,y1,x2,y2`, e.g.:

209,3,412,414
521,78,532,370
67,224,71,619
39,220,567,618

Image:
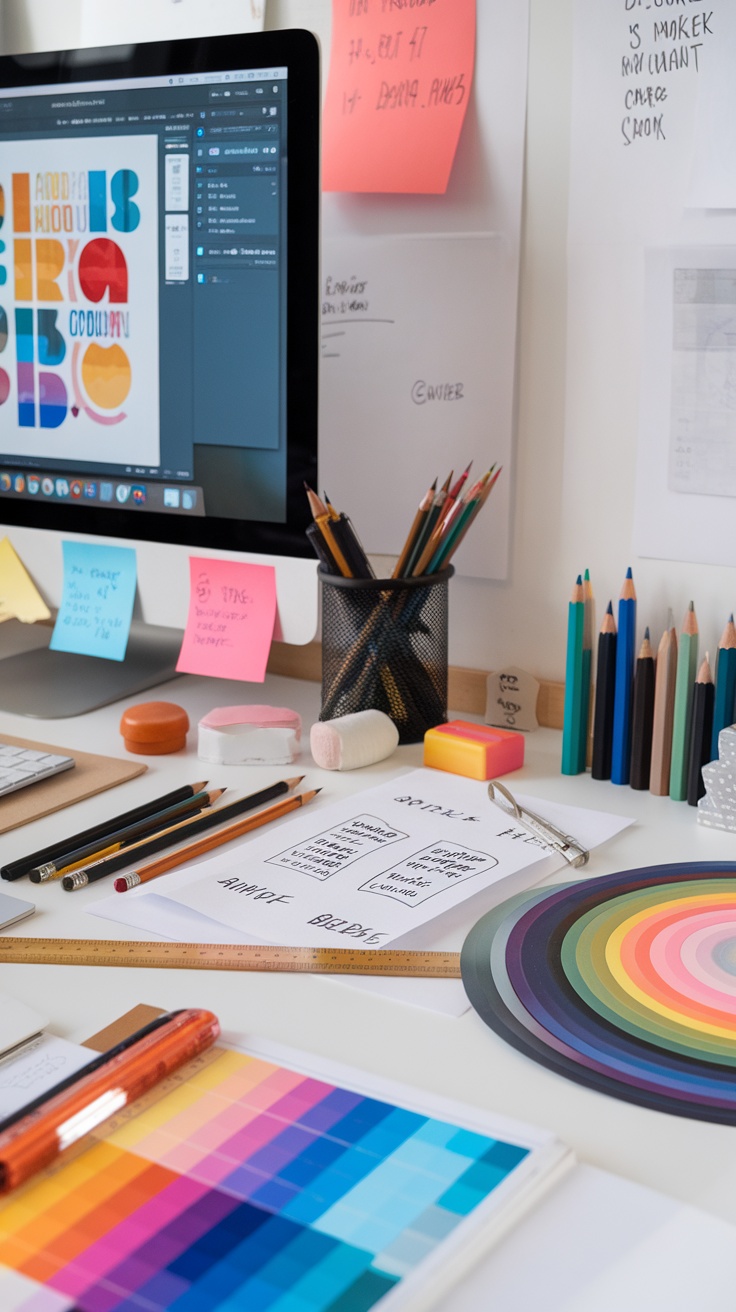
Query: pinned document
176,556,276,683
322,0,476,193
49,541,137,661
0,538,50,623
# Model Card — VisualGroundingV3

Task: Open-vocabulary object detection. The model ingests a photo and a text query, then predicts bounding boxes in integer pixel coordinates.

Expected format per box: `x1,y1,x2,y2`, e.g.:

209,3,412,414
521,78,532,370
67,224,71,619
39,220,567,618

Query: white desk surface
1,669,736,1295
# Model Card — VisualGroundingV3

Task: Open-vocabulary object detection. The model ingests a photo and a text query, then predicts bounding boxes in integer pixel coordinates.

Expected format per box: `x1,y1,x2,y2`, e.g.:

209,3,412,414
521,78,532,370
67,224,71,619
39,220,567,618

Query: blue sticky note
50,541,137,662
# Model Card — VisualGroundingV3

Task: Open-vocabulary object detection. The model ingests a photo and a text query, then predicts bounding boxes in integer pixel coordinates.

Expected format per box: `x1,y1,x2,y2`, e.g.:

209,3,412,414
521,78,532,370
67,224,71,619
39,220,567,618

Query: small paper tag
485,667,540,733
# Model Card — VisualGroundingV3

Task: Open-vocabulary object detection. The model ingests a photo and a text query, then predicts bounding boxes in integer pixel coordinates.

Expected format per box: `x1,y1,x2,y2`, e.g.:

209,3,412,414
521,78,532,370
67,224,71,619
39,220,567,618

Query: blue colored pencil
711,615,736,759
610,568,637,785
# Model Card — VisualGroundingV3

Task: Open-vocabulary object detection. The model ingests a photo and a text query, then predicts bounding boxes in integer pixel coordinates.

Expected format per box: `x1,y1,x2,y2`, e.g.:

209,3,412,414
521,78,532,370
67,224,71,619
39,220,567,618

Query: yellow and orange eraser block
423,720,525,780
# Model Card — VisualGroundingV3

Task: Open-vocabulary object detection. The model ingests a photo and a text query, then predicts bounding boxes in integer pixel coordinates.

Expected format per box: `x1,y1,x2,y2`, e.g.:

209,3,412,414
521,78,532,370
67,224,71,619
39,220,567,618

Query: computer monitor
0,29,320,715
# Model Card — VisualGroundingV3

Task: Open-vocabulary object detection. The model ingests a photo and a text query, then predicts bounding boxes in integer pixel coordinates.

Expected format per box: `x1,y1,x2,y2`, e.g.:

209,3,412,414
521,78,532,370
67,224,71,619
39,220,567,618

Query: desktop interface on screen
0,57,304,536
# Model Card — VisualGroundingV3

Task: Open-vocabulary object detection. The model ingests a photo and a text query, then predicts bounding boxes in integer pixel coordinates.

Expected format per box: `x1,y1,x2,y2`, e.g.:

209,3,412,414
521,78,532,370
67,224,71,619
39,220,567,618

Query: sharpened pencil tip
625,566,633,578
644,626,650,639
606,600,613,614
584,568,590,581
575,574,582,585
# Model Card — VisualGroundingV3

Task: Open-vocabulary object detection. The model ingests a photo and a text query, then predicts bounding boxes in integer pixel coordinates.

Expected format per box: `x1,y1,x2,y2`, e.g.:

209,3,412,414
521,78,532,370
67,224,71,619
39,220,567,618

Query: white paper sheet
569,0,721,247
0,1033,94,1121
447,1164,736,1312
633,246,736,566
160,771,628,949
79,0,265,44
319,235,512,581
88,783,633,1018
688,2,736,209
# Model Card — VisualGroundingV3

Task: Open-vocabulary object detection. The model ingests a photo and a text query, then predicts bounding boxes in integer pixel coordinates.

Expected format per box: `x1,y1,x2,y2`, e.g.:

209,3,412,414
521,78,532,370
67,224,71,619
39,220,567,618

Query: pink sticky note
322,0,476,195
176,558,276,683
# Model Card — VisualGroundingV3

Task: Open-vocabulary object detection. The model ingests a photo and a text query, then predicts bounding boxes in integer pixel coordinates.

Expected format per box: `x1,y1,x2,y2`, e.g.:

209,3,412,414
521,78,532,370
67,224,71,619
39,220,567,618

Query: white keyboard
0,745,75,798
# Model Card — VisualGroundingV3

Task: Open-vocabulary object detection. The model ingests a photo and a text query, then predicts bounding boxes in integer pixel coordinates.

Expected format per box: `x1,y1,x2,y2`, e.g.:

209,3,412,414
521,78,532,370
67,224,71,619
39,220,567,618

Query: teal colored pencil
562,575,586,775
578,570,594,768
669,603,699,800
711,615,736,759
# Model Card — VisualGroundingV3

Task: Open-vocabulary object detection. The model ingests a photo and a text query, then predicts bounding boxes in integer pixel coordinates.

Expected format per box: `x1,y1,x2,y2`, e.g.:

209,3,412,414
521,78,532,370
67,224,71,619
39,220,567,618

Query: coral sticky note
322,0,476,194
176,557,276,683
50,541,137,661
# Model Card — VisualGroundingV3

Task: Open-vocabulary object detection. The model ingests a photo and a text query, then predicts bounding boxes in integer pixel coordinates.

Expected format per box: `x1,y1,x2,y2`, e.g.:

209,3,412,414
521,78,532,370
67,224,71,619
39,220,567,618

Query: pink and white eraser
198,704,301,765
311,710,399,771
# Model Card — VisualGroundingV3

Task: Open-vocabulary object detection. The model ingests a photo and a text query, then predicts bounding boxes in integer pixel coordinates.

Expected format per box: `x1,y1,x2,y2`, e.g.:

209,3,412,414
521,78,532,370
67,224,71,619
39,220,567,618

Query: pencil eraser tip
113,878,127,892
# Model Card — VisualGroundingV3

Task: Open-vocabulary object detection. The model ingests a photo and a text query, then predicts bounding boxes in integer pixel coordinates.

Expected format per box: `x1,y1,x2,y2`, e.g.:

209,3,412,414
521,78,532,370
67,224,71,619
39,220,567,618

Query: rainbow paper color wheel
461,863,736,1122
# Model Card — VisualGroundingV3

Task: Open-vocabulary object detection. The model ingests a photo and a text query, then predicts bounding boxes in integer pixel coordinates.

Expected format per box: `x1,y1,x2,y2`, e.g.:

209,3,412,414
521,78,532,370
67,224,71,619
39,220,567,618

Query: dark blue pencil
611,568,637,785
711,616,736,759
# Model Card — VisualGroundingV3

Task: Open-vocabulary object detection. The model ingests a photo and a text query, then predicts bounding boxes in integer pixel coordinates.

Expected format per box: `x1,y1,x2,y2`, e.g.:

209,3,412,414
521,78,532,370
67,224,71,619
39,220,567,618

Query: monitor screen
0,30,319,559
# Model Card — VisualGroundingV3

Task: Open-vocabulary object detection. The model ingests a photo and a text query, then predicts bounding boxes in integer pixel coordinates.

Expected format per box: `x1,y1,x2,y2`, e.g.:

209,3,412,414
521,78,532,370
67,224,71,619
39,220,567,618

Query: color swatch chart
462,862,736,1124
0,1047,531,1312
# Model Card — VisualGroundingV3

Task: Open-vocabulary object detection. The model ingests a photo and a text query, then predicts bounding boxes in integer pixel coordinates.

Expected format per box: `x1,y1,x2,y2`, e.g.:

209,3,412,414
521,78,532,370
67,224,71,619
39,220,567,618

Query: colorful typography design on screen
0,136,160,468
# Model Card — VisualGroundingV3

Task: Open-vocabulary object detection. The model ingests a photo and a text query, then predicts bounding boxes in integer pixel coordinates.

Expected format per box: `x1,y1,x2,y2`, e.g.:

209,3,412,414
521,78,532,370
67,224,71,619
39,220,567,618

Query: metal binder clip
487,780,589,868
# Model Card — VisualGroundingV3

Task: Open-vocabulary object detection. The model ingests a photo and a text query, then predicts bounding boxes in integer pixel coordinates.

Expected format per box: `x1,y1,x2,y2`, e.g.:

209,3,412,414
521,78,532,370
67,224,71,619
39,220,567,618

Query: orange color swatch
322,0,476,194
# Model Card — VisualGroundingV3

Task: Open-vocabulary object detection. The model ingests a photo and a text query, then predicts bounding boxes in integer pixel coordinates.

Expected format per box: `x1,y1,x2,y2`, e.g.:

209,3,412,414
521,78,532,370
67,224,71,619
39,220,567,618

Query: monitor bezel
0,28,319,559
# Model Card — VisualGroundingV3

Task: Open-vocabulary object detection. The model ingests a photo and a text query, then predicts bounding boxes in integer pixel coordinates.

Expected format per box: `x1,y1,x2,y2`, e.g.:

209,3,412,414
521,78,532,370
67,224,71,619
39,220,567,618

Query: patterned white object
698,727,736,831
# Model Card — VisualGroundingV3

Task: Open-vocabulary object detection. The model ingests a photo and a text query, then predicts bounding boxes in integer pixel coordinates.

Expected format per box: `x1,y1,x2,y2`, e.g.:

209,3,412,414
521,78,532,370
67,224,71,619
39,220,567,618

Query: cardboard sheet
0,733,146,835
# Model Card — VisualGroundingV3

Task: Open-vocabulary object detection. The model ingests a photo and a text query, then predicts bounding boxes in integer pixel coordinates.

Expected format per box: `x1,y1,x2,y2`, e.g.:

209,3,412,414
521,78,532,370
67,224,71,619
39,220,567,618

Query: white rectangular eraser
198,705,301,766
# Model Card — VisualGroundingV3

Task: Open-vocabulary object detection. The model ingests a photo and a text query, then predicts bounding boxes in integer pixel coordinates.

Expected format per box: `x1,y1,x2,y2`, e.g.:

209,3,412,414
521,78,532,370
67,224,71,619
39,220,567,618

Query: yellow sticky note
0,537,50,623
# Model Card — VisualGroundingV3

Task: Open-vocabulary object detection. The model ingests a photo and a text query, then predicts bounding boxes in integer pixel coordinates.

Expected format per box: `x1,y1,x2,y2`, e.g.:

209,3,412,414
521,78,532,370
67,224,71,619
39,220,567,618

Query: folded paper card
198,704,301,765
176,557,277,682
0,538,50,624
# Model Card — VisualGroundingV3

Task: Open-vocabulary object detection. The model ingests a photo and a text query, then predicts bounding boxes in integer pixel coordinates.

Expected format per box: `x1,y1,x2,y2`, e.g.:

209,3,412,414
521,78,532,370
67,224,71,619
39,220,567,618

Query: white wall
6,0,730,679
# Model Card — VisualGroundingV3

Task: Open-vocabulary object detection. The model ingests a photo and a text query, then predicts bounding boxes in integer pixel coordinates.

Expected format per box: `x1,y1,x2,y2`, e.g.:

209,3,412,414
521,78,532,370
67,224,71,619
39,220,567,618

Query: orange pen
0,1007,219,1193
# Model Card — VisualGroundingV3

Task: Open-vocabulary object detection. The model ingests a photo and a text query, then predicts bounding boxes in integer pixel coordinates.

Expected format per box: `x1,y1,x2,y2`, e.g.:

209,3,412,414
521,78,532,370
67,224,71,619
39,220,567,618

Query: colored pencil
580,569,594,769
429,468,500,573
392,480,436,578
611,568,637,785
28,787,223,882
687,654,715,806
405,472,452,577
592,601,617,780
649,621,678,796
711,615,736,759
669,602,699,801
0,781,209,882
113,788,321,891
411,463,478,577
324,497,375,579
562,576,586,775
60,777,305,891
629,629,655,790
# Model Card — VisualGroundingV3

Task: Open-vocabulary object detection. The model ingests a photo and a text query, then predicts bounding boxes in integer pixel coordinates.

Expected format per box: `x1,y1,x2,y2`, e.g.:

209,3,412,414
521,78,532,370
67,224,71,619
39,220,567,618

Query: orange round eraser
120,701,190,755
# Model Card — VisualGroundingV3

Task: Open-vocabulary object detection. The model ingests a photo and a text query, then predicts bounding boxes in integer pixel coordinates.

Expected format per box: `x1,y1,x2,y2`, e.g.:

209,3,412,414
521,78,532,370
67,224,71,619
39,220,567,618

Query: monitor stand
0,619,184,718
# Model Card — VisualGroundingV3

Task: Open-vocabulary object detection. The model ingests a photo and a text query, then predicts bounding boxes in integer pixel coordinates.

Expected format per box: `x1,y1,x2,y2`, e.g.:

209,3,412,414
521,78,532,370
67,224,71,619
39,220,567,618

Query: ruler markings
0,938,463,978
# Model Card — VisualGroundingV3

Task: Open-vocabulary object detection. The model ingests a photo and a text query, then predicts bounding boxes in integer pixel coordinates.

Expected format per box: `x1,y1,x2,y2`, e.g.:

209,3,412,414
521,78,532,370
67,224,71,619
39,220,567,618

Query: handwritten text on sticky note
50,541,137,661
322,0,476,194
176,557,276,682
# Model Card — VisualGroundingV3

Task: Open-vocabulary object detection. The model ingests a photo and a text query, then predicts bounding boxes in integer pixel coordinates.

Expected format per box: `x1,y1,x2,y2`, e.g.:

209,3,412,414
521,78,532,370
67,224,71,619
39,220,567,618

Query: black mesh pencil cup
319,567,453,744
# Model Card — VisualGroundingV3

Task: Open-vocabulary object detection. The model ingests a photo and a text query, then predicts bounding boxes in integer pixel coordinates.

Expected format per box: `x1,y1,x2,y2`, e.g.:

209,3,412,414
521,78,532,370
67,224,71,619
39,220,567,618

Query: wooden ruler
0,937,463,978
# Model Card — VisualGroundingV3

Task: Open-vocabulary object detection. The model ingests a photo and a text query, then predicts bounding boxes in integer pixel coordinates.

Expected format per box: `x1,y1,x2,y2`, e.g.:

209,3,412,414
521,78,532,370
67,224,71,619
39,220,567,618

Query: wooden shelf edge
267,643,565,731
